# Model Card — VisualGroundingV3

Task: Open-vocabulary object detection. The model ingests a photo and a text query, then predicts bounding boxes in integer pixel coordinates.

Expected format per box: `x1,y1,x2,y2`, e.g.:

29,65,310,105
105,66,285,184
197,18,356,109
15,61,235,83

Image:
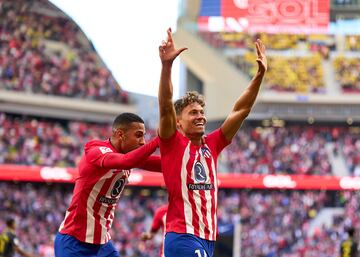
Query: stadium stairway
174,26,252,121
323,58,341,95
325,143,349,176
307,207,344,237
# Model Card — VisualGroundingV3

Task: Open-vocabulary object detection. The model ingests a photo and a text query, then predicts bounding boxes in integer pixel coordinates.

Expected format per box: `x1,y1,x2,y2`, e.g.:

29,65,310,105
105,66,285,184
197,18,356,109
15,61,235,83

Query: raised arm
158,28,187,139
221,39,267,141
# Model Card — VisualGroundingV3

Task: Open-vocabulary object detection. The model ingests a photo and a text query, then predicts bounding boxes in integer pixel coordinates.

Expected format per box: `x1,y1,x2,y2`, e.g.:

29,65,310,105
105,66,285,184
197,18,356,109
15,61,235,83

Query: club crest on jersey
194,161,207,183
201,146,211,158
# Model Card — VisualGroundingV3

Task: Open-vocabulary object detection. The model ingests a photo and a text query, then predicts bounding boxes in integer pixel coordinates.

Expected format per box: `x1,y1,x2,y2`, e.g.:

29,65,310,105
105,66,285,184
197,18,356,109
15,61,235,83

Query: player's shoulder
85,139,114,153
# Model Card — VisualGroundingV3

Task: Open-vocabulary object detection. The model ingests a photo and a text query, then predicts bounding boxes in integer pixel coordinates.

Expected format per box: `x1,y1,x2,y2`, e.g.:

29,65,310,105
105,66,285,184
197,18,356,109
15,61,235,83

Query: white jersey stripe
181,142,194,235
200,152,214,240
193,151,205,239
85,171,113,242
58,211,70,231
98,172,124,243
161,213,167,257
210,152,218,239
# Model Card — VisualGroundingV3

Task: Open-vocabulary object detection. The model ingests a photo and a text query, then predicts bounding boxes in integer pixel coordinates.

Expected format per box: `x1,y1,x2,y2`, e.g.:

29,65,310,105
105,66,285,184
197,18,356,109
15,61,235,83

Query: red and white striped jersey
159,129,230,241
59,139,131,244
150,204,168,257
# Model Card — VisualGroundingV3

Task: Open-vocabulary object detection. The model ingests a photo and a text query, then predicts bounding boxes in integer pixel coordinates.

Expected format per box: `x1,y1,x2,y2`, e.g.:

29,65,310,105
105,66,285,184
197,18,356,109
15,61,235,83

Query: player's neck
109,137,123,153
182,131,203,146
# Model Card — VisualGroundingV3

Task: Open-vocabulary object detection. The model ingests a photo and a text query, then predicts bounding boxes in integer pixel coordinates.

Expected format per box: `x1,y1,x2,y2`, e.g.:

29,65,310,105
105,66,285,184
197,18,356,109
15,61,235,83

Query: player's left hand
159,28,188,66
255,39,267,73
140,232,153,241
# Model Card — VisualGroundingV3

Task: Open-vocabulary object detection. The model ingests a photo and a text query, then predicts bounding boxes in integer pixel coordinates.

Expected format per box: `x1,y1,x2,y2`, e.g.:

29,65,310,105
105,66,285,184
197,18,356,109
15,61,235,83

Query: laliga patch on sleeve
99,147,113,154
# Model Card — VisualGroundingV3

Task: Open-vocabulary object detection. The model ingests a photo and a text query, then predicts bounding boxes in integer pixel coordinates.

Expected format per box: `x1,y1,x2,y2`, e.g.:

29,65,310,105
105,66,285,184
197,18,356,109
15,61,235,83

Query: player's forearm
158,64,177,138
158,64,174,115
137,155,162,172
232,70,265,114
102,138,158,169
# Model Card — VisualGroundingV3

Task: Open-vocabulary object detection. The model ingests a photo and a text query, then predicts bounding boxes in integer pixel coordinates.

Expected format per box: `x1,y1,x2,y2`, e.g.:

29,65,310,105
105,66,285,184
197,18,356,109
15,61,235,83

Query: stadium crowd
1,182,359,257
200,31,360,94
0,182,166,257
0,0,128,103
199,32,335,53
219,125,351,176
333,57,360,93
229,53,326,94
218,189,331,257
1,113,359,176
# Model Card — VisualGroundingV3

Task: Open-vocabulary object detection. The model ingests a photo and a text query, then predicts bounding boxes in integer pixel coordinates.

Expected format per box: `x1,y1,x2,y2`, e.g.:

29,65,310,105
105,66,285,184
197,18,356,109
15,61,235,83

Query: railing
332,0,360,6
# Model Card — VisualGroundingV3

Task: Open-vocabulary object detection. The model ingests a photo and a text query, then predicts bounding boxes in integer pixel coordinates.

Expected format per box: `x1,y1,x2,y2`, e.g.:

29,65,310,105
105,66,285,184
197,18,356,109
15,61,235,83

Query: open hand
255,39,267,73
159,28,188,65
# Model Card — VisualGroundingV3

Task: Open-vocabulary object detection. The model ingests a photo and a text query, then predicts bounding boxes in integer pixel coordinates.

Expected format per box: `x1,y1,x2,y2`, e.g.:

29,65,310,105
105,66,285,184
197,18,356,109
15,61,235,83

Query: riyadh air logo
201,146,211,158
194,161,207,183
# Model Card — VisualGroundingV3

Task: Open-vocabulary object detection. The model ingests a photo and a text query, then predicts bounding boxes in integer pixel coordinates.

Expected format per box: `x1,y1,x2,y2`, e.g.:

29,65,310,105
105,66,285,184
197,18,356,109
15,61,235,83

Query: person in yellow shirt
340,227,359,257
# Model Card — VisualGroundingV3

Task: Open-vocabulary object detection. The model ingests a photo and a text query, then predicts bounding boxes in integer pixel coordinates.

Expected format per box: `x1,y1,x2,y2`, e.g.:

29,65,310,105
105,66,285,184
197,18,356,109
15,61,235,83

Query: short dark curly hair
112,112,144,132
174,91,205,116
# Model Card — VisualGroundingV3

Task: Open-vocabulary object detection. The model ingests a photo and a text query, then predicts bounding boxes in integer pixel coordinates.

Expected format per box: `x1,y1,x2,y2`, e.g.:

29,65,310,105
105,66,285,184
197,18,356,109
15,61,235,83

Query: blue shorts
164,232,215,257
54,232,119,257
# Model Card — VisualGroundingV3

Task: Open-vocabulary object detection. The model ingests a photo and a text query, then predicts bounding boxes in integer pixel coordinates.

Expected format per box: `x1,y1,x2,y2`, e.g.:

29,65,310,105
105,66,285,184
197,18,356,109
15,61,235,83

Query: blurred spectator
230,53,325,93
2,183,360,257
219,125,335,175
0,0,129,103
333,57,360,93
199,32,336,52
0,112,157,168
1,112,359,176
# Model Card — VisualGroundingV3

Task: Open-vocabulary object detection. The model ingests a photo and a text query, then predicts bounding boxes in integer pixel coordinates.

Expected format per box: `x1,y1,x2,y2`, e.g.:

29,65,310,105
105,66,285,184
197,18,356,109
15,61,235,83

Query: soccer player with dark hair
340,227,359,257
0,218,34,257
157,28,267,257
54,112,161,257
141,204,168,257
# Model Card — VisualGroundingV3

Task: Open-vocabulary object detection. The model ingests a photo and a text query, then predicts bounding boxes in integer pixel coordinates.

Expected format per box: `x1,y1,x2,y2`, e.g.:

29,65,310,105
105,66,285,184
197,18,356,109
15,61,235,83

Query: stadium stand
199,32,336,52
333,57,360,93
1,182,360,257
0,112,156,167
229,53,326,93
1,1,360,257
0,0,128,103
220,124,359,176
1,112,359,176
198,31,360,95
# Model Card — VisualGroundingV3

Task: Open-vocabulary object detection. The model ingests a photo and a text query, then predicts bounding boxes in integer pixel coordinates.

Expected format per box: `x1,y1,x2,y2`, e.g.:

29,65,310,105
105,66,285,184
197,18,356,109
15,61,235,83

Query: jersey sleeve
207,128,231,155
159,130,182,155
85,143,114,167
150,208,164,233
86,138,159,170
137,155,162,172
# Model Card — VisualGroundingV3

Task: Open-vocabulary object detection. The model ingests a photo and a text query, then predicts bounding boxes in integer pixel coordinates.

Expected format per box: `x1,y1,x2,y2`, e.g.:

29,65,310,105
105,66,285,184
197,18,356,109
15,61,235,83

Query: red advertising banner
1,164,360,190
198,0,330,34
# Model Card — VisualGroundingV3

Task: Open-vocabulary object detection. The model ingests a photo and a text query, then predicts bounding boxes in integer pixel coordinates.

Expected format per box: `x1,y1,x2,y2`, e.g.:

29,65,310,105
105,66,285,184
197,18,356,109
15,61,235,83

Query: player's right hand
159,28,187,65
